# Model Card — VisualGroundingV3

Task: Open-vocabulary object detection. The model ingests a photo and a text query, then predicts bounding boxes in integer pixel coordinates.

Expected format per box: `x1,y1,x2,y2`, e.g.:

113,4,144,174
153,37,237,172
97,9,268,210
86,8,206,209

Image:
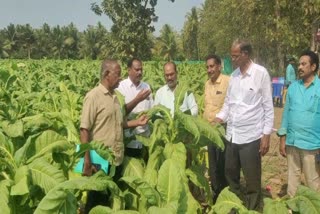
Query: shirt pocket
312,94,320,113
242,88,258,105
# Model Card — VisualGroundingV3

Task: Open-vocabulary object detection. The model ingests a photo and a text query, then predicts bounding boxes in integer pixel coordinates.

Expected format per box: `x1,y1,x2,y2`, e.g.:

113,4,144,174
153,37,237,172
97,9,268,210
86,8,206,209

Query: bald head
100,59,119,80
100,59,121,91
163,62,178,90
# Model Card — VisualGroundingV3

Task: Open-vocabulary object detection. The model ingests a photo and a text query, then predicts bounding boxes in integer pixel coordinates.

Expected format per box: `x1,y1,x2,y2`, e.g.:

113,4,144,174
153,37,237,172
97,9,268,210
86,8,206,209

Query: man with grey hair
80,59,148,213
215,39,274,210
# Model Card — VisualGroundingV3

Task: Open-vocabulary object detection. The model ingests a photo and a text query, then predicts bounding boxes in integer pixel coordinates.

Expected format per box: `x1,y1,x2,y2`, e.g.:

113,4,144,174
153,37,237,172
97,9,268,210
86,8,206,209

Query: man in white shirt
215,39,274,210
117,58,153,157
154,61,198,116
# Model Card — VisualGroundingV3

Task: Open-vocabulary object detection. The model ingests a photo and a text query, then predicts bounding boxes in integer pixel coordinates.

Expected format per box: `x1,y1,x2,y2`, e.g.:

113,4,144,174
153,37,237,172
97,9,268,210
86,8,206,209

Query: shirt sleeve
80,94,96,130
187,93,198,116
277,89,290,136
261,71,274,135
154,89,160,106
216,80,231,121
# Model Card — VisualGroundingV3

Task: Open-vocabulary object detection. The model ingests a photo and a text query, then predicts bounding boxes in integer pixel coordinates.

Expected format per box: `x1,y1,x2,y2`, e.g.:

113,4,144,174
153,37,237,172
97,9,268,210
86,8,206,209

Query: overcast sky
0,0,204,35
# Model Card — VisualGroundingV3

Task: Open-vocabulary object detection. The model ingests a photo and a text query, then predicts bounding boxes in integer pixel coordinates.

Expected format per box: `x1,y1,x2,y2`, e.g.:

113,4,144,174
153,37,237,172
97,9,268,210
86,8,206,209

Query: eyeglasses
231,54,242,60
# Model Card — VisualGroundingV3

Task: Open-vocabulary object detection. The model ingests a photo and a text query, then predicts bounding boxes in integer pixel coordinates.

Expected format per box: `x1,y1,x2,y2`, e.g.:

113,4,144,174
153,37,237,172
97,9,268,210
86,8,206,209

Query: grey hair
100,59,118,80
232,39,253,56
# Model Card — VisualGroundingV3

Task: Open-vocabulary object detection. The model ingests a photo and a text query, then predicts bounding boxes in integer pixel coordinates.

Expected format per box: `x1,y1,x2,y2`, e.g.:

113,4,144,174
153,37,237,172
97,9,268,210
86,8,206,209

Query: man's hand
279,136,286,157
136,114,149,126
214,117,223,124
259,134,270,156
82,161,97,176
136,89,151,102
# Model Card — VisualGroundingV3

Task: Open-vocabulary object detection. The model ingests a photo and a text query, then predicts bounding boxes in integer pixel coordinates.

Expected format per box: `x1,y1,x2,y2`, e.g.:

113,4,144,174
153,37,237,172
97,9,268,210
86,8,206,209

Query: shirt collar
127,77,142,88
235,62,253,77
212,73,223,84
98,83,112,95
298,75,319,87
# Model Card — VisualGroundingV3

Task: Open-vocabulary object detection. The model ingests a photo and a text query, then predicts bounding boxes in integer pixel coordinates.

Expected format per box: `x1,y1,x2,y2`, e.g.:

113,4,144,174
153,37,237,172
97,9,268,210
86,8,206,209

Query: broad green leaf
0,180,12,214
90,205,140,214
185,165,212,203
28,157,66,193
0,131,14,155
177,185,201,214
26,130,73,163
192,117,224,150
22,114,53,133
163,142,186,169
211,187,248,214
286,185,320,214
34,171,118,214
263,198,288,214
157,159,183,205
175,111,200,142
11,165,29,196
120,176,161,207
89,206,112,214
147,206,176,214
0,144,16,177
14,132,40,165
144,147,163,187
1,120,24,138
122,157,145,178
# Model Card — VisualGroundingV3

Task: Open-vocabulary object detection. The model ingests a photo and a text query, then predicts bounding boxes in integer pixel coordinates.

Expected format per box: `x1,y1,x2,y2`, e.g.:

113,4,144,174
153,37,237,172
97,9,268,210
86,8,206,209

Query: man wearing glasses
215,39,274,210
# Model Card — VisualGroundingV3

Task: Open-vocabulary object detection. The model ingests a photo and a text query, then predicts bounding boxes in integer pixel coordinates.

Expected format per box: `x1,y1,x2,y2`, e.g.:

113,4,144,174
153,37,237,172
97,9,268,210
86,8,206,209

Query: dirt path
261,106,287,198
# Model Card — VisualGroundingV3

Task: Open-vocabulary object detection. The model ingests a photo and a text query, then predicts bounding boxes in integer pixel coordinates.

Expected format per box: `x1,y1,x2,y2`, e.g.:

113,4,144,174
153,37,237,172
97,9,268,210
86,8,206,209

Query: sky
0,0,204,35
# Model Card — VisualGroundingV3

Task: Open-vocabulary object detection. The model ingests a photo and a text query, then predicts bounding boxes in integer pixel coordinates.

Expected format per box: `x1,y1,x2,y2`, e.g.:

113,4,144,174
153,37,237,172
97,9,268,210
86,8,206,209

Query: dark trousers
84,190,108,214
225,139,261,210
84,166,122,214
208,144,228,202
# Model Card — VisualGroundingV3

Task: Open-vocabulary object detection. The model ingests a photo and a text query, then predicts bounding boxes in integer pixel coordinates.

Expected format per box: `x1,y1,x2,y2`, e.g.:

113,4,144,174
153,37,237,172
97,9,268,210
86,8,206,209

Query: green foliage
1,60,318,213
34,171,120,214
286,185,320,214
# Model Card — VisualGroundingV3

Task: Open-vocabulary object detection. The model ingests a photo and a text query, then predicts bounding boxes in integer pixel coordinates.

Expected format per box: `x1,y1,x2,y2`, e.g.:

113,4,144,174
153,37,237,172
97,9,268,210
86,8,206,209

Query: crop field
0,60,318,214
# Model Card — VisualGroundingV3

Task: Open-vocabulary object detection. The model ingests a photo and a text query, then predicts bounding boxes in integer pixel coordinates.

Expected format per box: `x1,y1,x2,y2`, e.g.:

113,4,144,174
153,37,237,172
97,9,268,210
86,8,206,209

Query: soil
261,106,287,199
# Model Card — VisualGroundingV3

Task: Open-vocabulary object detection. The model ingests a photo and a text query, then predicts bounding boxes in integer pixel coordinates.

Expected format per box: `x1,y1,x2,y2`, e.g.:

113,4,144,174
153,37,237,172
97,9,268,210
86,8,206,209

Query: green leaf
26,130,73,163
147,206,176,214
211,187,248,214
120,176,161,211
175,111,200,142
121,157,145,178
286,185,320,214
177,185,201,214
144,147,163,187
1,120,24,138
157,159,183,206
11,165,29,196
34,171,119,214
163,142,186,169
185,165,212,203
28,157,66,194
0,144,16,177
0,180,12,214
192,117,224,150
263,198,288,214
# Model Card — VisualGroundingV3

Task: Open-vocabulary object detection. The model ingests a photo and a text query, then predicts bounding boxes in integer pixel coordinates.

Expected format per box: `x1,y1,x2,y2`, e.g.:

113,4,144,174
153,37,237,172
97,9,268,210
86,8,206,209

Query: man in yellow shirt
203,54,230,202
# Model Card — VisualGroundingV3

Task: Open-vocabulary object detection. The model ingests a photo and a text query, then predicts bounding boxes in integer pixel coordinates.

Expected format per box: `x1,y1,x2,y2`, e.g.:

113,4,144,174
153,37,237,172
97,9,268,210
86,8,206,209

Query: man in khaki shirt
203,54,230,202
80,59,148,213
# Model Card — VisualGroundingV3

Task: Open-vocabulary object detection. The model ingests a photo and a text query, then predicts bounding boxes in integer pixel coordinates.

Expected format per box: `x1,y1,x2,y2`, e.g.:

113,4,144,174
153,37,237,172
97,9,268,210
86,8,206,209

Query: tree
182,7,199,60
91,0,175,61
197,0,320,73
156,24,178,61
79,22,110,59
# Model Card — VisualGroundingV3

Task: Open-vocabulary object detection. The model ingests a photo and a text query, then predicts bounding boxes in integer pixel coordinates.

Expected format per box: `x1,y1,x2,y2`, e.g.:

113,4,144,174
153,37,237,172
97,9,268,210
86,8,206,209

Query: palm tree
182,7,199,60
158,24,178,61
